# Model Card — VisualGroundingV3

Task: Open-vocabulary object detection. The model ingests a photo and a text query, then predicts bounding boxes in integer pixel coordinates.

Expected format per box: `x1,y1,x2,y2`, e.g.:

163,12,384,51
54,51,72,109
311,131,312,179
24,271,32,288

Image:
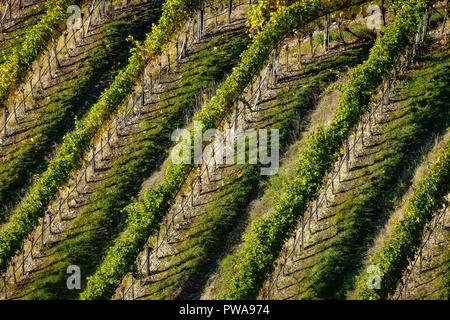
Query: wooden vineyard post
197,11,201,40
192,18,196,41
324,14,330,52
228,0,232,24
155,230,159,258
308,205,312,233
200,9,204,39
272,51,278,84
107,128,111,148
148,73,153,95
309,32,314,57
145,241,150,276
66,189,71,213
2,107,7,139
301,217,304,250
124,102,128,125
158,60,162,83
22,253,25,276
85,0,96,37
361,123,364,146
11,262,15,286
102,0,107,16
422,7,429,42
205,161,210,183
141,78,145,107
345,138,349,171
405,48,409,69
13,102,17,123
297,33,302,66
338,156,341,182
190,180,194,206
385,79,390,106
285,44,289,71
54,43,60,68
331,171,335,194
58,198,63,221
130,275,134,300
180,194,186,214
91,145,96,173
3,274,6,299
167,51,171,73
41,216,45,247
47,54,53,79
81,13,85,38
29,78,34,100
100,137,103,161
30,235,35,260
441,3,448,35
63,32,70,57
72,29,77,47
21,88,26,112
7,0,11,21
419,246,423,273
37,65,43,90
412,25,420,58
212,145,216,170
179,22,190,61
234,104,238,130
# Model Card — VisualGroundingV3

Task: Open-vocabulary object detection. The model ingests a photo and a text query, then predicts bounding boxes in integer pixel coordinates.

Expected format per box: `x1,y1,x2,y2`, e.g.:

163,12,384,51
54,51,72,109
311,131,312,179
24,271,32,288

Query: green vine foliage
356,137,450,299
0,0,80,107
246,0,398,34
0,0,205,274
219,0,431,299
81,0,386,300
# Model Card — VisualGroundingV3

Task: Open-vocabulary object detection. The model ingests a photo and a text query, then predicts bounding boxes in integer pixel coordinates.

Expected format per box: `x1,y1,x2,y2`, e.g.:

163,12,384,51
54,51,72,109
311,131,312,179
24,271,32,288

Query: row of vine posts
0,0,245,299
0,0,161,299
264,2,447,297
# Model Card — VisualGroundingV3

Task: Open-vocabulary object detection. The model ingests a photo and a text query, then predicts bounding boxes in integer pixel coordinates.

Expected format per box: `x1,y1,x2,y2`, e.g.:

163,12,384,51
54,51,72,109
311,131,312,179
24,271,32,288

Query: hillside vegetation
0,0,447,300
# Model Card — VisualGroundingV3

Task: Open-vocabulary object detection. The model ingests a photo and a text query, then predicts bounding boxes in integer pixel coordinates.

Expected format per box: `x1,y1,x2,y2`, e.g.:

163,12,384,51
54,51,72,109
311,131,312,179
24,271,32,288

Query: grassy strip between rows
81,0,378,300
218,0,431,299
355,136,449,299
295,41,449,299
18,26,250,300
142,42,373,300
0,0,205,274
0,4,162,222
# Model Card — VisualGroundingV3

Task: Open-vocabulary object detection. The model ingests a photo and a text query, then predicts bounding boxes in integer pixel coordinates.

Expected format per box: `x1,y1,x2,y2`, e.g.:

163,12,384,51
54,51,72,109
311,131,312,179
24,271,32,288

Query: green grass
16,26,251,300
295,40,449,300
0,5,162,222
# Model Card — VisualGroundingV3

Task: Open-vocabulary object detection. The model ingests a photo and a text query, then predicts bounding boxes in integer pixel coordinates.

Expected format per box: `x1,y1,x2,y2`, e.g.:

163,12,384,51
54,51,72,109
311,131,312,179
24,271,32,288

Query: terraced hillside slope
0,0,447,301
